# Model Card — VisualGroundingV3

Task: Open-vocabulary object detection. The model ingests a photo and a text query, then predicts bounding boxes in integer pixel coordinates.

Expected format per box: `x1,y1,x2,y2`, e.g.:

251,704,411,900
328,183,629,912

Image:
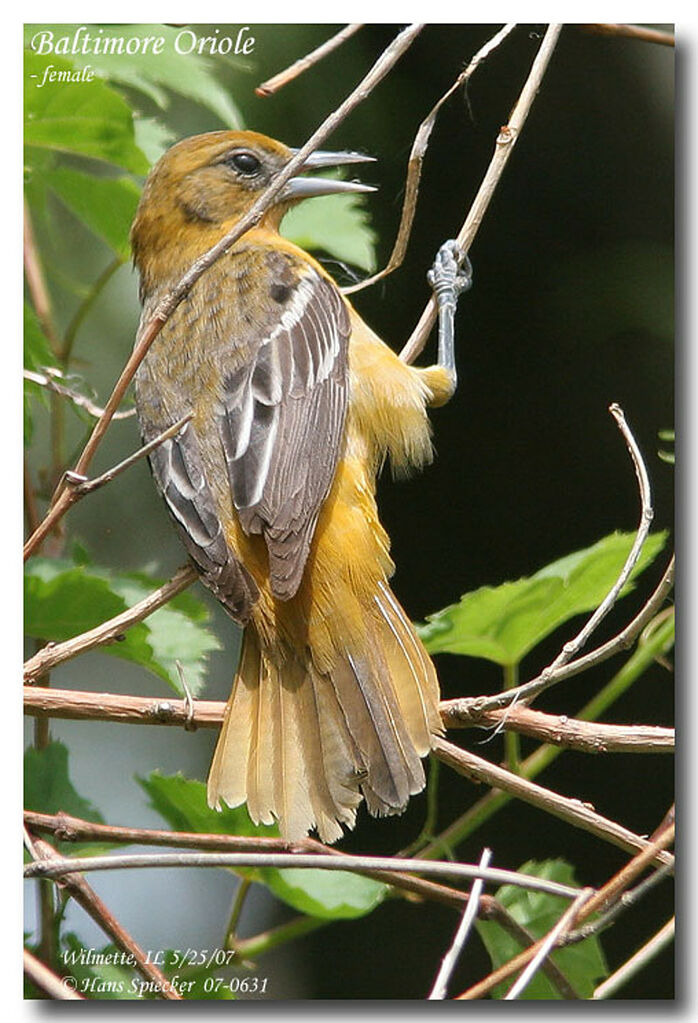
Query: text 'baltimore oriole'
131,130,471,843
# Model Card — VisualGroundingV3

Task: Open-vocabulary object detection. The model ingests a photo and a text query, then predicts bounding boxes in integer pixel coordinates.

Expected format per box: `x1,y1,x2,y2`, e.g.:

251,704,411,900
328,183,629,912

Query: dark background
27,24,674,999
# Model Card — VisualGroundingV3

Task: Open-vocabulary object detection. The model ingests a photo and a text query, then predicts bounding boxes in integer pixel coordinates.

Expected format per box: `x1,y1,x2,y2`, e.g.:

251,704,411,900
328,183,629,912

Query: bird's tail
207,579,442,844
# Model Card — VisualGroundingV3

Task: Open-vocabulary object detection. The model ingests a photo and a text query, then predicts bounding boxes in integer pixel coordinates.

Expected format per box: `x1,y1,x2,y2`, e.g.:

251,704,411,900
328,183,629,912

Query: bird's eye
228,151,262,176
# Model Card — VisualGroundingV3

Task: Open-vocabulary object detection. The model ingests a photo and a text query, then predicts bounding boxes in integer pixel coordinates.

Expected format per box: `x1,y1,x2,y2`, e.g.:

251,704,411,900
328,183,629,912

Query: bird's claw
427,239,473,300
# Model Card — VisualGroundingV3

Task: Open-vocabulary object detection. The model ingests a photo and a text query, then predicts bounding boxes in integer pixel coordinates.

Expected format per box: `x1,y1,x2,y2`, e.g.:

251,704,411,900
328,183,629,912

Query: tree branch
440,702,674,753
400,22,563,364
580,23,674,47
24,948,85,1000
432,737,674,868
25,849,584,901
256,24,364,96
452,556,674,719
23,685,674,756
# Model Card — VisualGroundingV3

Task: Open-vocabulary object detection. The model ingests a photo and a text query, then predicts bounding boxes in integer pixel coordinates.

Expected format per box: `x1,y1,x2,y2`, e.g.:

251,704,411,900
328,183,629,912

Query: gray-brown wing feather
147,421,259,623
219,269,350,600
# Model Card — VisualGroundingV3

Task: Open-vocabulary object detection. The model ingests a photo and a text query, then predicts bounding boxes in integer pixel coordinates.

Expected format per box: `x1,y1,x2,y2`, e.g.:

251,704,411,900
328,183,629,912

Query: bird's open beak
282,148,377,200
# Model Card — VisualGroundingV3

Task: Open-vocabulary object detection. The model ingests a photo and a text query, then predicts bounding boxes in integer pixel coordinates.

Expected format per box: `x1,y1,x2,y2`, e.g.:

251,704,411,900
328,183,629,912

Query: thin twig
24,948,85,1000
458,407,662,718
493,907,579,999
24,850,583,901
433,737,674,868
580,23,675,47
577,823,675,921
503,888,594,999
23,24,424,562
451,557,674,718
68,414,192,496
256,24,363,96
592,918,675,999
544,405,654,676
23,368,136,421
570,862,674,945
429,847,492,999
28,836,182,1000
343,23,517,296
23,565,198,684
400,23,563,365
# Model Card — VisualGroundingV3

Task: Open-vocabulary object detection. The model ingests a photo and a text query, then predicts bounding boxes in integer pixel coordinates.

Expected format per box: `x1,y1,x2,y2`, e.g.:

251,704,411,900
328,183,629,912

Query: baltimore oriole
131,130,471,843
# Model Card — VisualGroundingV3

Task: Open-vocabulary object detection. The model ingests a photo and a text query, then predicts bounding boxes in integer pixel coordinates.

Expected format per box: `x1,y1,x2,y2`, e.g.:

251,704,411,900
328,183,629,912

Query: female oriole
131,130,470,842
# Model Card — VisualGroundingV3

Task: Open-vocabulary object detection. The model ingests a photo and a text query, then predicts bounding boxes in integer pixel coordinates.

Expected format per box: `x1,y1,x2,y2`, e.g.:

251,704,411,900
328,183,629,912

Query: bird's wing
147,420,259,624
218,255,350,600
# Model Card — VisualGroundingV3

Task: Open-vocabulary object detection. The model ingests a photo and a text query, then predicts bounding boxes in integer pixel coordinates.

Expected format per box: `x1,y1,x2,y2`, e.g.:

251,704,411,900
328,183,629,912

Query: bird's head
131,129,375,277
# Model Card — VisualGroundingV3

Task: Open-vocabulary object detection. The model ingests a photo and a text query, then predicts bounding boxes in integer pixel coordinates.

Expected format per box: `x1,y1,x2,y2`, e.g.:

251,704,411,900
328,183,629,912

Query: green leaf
658,429,675,466
140,772,387,920
40,166,141,258
24,558,221,695
282,191,377,273
133,116,175,164
476,859,608,999
24,51,149,173
418,531,668,667
25,741,104,821
25,24,245,128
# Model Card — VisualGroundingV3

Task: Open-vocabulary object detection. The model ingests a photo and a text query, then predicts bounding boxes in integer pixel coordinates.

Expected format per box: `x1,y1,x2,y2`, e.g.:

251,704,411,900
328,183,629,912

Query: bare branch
23,565,197,684
68,414,192,496
429,847,492,999
24,684,222,725
344,23,517,296
440,702,674,753
432,737,674,868
400,23,563,365
593,918,675,999
542,405,654,676
456,824,675,1000
24,948,85,1000
25,850,583,901
503,889,594,999
23,368,136,420
580,23,674,46
256,24,363,96
24,684,674,756
579,823,675,920
456,406,664,717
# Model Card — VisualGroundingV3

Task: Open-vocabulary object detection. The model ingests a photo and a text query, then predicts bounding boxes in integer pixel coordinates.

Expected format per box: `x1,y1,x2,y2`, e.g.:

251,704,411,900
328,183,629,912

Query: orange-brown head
130,129,374,291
